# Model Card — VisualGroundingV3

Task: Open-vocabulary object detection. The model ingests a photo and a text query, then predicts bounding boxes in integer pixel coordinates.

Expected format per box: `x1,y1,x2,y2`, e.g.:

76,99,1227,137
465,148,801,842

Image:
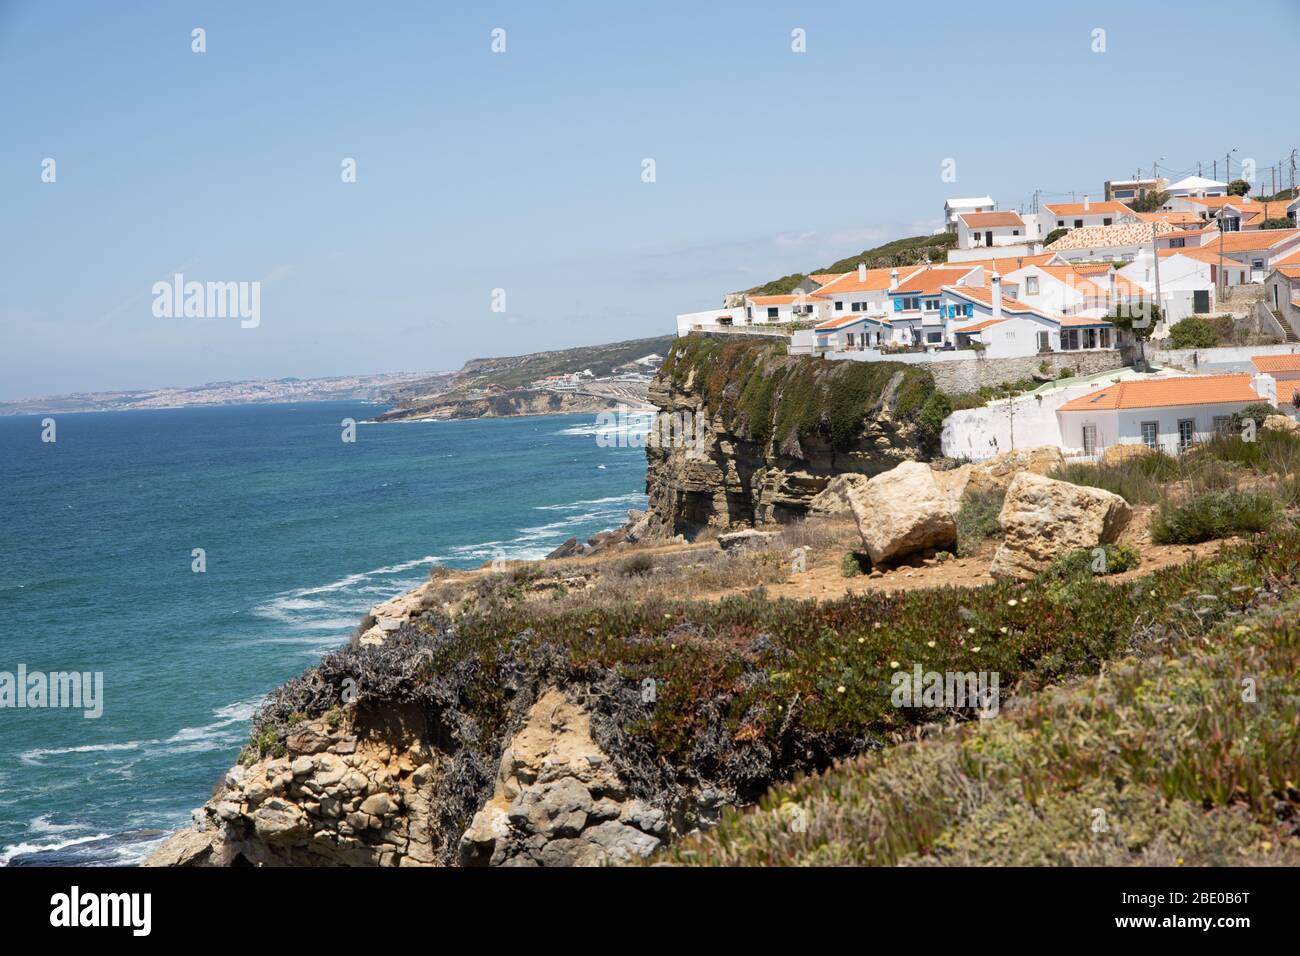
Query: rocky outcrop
147,685,674,869
458,690,664,866
145,714,442,867
931,445,1065,512
847,461,956,563
990,473,1133,580
377,388,645,422
644,339,939,537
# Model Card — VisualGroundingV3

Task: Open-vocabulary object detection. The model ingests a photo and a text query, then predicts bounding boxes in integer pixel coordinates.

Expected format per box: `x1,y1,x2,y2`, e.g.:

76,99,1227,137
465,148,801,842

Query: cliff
643,337,946,536
375,387,638,422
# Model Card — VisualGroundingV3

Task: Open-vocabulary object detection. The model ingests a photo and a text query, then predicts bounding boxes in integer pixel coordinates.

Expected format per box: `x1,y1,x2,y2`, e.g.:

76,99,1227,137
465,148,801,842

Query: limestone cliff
643,337,944,537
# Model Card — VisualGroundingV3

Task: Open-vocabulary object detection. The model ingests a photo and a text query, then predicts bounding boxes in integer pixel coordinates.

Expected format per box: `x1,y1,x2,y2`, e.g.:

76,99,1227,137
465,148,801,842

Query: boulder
807,473,869,516
965,446,1065,496
1262,414,1300,434
990,472,1133,580
717,528,781,551
545,536,586,560
1102,443,1154,466
848,461,957,564
929,446,1065,513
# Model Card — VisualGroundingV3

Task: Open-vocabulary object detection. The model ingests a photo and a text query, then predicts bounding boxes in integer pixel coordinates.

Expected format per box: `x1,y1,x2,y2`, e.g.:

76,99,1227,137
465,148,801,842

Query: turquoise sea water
0,401,648,865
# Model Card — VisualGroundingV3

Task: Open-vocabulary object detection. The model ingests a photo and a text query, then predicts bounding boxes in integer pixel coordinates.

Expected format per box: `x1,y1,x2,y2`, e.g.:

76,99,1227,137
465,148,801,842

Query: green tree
1227,179,1251,197
1107,303,1162,341
1168,316,1219,349
1044,227,1067,245
1128,190,1169,213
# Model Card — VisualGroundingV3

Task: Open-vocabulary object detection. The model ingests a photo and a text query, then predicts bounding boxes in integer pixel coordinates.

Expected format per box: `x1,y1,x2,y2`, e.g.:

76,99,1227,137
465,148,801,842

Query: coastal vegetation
660,336,940,451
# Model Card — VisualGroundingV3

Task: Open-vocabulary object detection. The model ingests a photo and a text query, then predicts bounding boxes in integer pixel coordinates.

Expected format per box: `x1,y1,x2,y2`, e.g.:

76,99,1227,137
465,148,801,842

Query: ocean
0,401,650,865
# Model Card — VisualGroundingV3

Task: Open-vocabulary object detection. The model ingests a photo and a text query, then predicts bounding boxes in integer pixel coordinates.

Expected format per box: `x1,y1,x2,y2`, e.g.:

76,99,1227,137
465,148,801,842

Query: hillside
743,233,957,296
385,335,675,403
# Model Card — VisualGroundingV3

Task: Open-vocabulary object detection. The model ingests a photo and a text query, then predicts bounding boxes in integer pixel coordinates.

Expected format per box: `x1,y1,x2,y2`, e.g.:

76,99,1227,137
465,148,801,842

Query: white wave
21,741,149,765
0,833,114,866
533,493,646,512
29,814,84,835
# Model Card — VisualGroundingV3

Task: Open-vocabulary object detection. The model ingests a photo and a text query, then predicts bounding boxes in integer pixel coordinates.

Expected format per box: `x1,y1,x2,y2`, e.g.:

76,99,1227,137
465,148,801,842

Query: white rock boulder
848,461,957,564
990,472,1132,580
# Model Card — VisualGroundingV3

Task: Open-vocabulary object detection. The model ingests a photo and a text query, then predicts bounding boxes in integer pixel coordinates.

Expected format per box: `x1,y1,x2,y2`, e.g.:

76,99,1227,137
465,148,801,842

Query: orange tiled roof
1193,228,1300,253
952,253,1058,272
809,272,849,286
893,266,980,295
1277,266,1300,279
815,312,887,330
1057,374,1259,412
814,265,923,297
1044,200,1134,217
1251,354,1300,373
944,283,1052,319
953,317,1008,334
959,211,1025,228
1136,211,1203,225
747,294,804,304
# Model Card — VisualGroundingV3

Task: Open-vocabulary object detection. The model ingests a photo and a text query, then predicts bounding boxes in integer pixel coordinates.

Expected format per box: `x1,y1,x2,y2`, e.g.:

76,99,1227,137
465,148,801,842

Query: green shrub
1232,402,1278,432
1168,316,1219,349
1046,543,1140,579
954,490,1004,556
1050,452,1179,505
840,551,870,577
1151,490,1278,544
617,553,656,577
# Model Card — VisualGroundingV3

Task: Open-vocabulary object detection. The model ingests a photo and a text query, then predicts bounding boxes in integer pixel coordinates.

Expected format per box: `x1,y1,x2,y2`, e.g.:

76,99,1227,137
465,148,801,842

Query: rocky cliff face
643,337,942,537
376,388,634,422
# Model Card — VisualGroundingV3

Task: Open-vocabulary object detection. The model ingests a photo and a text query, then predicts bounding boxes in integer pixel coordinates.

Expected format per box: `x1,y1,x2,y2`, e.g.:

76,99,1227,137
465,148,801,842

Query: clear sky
3,0,1298,399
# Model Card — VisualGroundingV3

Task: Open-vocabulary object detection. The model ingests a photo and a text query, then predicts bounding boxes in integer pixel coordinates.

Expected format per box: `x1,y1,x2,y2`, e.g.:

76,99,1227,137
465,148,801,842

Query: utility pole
1149,222,1163,364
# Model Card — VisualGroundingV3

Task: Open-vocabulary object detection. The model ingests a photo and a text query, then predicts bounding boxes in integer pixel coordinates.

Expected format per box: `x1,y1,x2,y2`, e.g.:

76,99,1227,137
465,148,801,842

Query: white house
1120,249,1218,323
741,293,820,325
1251,354,1300,412
1055,373,1267,457
944,196,995,230
956,211,1028,249
1164,175,1229,199
1041,198,1136,233
944,276,1116,356
813,264,918,320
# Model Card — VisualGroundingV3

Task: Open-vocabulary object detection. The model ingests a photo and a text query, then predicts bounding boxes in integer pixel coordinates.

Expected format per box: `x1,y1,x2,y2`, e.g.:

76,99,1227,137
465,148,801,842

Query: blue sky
2,0,1298,399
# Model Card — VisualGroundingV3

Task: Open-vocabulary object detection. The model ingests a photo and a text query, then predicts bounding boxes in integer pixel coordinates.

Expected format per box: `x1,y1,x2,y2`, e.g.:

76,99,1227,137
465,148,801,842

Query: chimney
889,268,899,290
1083,194,1091,211
858,262,867,282
991,272,1003,319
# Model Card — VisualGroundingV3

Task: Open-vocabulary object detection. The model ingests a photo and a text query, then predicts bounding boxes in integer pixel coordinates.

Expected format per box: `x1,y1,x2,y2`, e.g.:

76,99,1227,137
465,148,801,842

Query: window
924,298,940,312
767,307,778,319
1082,424,1097,456
1037,330,1050,352
1012,229,1020,236
1141,422,1158,450
846,333,855,348
1025,276,1039,294
1252,258,1265,269
851,301,863,312
926,331,942,344
1099,328,1111,348
1213,415,1233,435
1062,329,1080,350
1074,219,1084,228
834,301,844,311
1103,217,1113,226
1170,237,1185,248
746,307,752,319
1057,219,1064,227
1178,419,1195,452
